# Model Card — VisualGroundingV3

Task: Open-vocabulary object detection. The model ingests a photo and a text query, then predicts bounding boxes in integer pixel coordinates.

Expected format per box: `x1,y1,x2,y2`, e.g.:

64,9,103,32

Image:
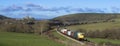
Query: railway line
56,29,85,45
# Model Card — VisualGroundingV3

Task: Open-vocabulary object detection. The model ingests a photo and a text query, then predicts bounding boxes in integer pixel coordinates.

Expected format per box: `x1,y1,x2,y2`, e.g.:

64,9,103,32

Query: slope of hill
0,15,11,20
67,21,120,31
66,21,120,45
65,13,120,31
54,13,119,20
59,13,120,45
53,13,120,25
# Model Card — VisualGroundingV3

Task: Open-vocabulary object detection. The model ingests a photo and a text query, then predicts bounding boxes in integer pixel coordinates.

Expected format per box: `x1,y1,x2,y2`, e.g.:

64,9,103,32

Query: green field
67,21,120,31
66,18,120,45
67,22,120,44
0,32,65,46
88,38,120,44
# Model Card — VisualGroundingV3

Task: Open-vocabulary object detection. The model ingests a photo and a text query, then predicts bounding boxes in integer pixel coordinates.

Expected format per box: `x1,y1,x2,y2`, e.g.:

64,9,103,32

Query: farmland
67,19,120,31
66,18,120,45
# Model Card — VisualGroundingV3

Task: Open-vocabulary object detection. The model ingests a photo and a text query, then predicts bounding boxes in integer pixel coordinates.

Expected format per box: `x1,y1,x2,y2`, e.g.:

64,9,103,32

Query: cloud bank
0,3,120,19
1,3,108,13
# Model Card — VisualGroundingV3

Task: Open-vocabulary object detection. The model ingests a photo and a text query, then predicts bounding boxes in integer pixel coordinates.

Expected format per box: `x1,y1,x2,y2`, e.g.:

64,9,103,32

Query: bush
86,28,120,40
0,20,50,35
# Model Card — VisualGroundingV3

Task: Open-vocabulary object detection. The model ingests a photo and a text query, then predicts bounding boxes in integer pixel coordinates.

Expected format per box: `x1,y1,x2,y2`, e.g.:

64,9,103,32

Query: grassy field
67,22,120,44
66,18,120,45
67,21,120,31
0,32,65,46
88,38,120,44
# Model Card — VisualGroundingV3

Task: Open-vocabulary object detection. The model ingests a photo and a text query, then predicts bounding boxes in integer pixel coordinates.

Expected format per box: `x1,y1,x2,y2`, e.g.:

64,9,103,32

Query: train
58,28,89,41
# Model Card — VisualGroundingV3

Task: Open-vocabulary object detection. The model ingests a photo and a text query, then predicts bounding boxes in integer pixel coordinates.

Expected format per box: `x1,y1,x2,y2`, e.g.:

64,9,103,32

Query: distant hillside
0,15,11,20
52,13,120,25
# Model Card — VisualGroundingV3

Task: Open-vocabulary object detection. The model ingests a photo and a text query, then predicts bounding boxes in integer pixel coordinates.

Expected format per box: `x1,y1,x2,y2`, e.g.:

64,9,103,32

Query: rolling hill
0,15,11,20
53,13,120,25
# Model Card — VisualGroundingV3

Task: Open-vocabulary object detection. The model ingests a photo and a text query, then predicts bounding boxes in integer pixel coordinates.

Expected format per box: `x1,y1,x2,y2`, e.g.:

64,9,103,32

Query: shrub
85,28,120,40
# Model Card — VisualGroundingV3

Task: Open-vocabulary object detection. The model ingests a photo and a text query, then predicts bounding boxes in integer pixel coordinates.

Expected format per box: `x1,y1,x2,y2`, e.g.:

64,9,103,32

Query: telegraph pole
41,24,43,36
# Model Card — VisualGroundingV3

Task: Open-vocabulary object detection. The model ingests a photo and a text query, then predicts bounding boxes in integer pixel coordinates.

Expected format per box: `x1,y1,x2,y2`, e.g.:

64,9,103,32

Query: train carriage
60,28,67,33
67,30,71,36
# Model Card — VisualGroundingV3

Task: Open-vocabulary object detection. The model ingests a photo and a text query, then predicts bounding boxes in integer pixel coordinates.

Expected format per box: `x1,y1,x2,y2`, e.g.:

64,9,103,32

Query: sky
0,0,120,19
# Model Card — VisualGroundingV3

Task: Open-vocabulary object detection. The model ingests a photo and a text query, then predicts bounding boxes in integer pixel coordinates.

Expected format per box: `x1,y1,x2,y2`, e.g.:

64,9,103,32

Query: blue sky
0,0,120,19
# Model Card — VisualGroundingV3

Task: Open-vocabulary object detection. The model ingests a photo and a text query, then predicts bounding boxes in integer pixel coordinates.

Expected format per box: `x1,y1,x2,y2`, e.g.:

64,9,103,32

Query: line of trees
78,28,120,40
0,17,50,35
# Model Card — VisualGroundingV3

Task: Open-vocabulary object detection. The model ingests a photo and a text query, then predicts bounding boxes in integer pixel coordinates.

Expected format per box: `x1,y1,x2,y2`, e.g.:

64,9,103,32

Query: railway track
56,30,85,45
